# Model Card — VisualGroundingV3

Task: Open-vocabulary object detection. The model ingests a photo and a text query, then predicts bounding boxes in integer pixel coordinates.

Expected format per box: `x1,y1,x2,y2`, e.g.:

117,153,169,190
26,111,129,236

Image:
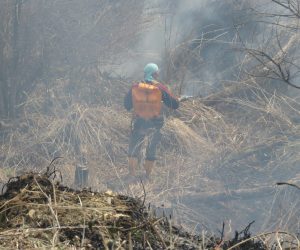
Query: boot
144,160,155,179
128,157,138,176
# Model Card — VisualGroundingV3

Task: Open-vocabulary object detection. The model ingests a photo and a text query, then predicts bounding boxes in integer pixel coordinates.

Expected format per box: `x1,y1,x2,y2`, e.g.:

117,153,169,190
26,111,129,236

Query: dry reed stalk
0,74,299,245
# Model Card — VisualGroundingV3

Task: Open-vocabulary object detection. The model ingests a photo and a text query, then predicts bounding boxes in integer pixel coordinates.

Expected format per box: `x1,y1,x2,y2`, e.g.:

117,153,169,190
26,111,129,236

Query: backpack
132,82,162,119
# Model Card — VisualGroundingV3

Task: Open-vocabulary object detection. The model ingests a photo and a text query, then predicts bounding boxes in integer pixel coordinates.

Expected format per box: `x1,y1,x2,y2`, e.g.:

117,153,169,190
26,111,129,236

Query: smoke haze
0,0,299,236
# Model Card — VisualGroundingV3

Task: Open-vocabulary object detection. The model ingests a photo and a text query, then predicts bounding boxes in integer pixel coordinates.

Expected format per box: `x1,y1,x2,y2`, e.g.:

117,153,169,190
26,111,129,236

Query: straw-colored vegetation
0,75,299,249
1,171,298,249
0,0,300,249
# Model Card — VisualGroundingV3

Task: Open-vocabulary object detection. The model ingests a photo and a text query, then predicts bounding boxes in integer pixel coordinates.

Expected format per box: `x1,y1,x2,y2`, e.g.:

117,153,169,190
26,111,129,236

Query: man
124,63,180,180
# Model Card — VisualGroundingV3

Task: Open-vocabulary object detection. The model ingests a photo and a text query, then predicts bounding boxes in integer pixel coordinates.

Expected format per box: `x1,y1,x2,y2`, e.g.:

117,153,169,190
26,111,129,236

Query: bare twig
277,182,300,190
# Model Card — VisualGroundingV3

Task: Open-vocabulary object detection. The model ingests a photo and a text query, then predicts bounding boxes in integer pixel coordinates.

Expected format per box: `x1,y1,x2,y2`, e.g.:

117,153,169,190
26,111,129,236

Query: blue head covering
144,63,159,82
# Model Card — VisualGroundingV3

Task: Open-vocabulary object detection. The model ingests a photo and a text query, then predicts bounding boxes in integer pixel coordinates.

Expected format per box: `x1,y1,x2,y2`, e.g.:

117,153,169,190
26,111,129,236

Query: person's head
144,63,159,82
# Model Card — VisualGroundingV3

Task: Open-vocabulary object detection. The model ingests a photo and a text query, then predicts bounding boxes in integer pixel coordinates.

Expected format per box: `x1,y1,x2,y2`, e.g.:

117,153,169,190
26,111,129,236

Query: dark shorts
128,118,163,161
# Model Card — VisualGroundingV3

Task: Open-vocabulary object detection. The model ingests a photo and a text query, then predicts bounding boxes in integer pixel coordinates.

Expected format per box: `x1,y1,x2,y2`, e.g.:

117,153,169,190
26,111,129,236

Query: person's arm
124,88,133,111
157,83,179,109
162,91,179,109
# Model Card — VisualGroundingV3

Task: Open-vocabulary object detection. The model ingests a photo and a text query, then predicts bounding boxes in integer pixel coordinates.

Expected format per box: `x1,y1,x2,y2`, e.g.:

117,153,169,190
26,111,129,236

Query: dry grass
0,76,299,248
0,172,227,249
1,172,297,249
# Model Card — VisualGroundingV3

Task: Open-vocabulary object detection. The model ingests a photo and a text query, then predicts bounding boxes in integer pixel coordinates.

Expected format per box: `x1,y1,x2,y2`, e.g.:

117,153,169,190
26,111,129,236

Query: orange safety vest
132,82,162,119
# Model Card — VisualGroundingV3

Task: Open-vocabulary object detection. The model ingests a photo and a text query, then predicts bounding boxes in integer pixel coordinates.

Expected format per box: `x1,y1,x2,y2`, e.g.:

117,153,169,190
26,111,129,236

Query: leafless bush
0,0,147,119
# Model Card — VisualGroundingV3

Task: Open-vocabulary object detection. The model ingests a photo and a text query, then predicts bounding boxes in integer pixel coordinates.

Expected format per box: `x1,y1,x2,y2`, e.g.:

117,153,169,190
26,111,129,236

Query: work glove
178,95,192,102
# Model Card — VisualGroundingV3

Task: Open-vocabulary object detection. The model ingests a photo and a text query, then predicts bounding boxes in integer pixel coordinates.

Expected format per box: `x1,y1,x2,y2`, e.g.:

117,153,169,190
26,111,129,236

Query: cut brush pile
0,171,272,249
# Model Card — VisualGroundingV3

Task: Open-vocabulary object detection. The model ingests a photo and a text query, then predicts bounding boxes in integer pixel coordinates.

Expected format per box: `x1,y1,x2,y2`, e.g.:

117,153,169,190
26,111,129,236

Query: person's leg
145,129,161,178
128,128,144,176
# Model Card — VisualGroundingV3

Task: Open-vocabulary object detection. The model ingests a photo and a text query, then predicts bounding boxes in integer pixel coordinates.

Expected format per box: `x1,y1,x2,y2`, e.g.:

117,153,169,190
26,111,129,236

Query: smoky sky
127,0,261,95
127,0,300,97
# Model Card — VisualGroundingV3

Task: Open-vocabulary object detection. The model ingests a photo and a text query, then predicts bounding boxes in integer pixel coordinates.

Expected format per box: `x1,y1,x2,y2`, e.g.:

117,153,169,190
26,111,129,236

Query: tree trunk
7,0,22,118
0,81,5,118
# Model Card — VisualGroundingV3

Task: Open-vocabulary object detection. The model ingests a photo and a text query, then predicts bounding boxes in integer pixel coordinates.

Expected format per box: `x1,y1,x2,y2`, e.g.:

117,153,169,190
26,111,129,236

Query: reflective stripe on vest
132,82,162,119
